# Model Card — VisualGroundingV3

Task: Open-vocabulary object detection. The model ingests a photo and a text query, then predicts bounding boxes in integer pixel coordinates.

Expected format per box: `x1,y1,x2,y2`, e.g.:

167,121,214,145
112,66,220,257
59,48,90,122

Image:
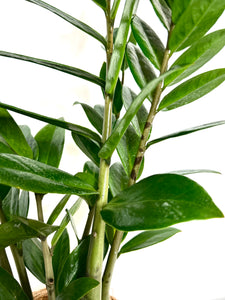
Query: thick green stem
0,205,33,299
102,26,173,299
85,2,114,299
35,193,55,300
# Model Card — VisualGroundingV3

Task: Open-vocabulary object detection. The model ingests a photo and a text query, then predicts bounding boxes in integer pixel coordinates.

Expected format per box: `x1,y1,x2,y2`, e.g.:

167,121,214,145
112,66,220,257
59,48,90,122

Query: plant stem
82,206,95,240
102,26,172,299
85,2,114,299
35,193,55,300
10,245,33,299
0,248,12,275
0,205,33,299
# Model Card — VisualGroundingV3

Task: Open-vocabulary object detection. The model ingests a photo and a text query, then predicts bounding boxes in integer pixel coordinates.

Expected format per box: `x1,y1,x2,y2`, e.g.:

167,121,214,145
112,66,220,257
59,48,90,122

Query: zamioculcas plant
0,0,225,299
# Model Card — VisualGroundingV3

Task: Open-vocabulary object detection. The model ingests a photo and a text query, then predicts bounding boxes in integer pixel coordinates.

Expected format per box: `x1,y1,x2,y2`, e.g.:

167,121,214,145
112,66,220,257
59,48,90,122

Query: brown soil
32,288,117,299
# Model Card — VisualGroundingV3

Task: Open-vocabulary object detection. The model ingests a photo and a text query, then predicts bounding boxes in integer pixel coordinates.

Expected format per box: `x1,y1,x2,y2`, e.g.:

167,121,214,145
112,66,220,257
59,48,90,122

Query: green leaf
51,198,82,247
159,69,225,111
56,237,90,293
169,169,221,175
35,121,65,168
126,43,156,93
25,0,106,47
0,108,32,158
20,125,39,160
0,137,16,155
47,195,71,225
0,153,97,196
2,188,29,220
101,173,224,231
113,79,123,116
75,172,98,207
23,238,45,283
74,102,103,134
0,102,101,144
119,227,180,255
72,133,100,167
0,267,29,300
105,0,137,94
91,0,107,11
122,86,148,136
149,0,172,30
167,29,225,86
52,229,70,292
165,0,173,8
147,120,225,148
109,163,129,197
169,0,225,52
0,51,105,88
131,15,165,69
99,68,183,159
116,125,141,176
56,277,99,300
0,217,58,248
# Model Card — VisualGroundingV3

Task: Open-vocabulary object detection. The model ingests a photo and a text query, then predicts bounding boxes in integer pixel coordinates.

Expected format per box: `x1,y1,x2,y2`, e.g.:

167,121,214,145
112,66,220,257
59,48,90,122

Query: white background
0,1,225,299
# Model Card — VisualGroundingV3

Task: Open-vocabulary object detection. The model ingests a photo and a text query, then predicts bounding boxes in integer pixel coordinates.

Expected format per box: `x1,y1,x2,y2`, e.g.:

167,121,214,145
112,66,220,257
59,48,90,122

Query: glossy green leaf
0,267,29,300
169,169,221,175
165,0,173,8
0,51,105,88
159,69,225,111
113,79,123,116
101,173,224,231
122,86,148,136
83,161,99,182
116,125,141,176
0,217,58,248
74,102,103,134
51,198,82,247
35,121,65,168
167,29,225,86
147,120,225,148
0,137,16,155
52,229,70,292
56,237,90,293
2,188,29,220
109,163,129,197
126,43,156,93
72,133,100,167
23,238,45,283
171,0,190,23
99,68,183,159
169,0,225,52
47,195,71,225
131,16,165,69
91,0,106,11
25,0,106,47
0,108,32,158
20,125,39,160
56,277,99,300
119,227,180,255
105,0,137,94
0,102,101,143
75,172,98,207
0,153,97,195
149,0,172,30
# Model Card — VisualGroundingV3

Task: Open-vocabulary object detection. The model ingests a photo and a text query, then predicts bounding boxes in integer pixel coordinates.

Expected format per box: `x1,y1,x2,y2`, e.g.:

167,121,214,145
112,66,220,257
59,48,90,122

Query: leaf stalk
35,193,55,300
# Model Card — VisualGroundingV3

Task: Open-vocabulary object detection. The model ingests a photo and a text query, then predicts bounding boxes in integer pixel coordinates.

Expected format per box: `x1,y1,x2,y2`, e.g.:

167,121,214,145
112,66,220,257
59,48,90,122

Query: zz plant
0,0,225,299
